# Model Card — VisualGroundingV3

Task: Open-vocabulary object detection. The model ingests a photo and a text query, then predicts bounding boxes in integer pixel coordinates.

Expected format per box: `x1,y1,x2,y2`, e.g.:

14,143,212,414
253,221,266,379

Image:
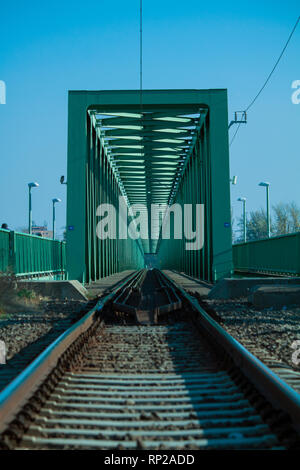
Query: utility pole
28,182,39,234
237,197,247,242
259,182,270,238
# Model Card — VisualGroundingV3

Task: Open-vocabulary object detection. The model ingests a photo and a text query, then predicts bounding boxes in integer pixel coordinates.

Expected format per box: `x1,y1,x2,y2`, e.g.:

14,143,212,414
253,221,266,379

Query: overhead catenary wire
229,120,242,146
230,16,300,147
246,16,300,112
140,0,143,110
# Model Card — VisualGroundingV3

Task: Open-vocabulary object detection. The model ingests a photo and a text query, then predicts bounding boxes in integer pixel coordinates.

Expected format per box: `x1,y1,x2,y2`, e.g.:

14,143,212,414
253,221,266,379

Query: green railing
233,232,300,276
0,229,10,272
0,229,66,277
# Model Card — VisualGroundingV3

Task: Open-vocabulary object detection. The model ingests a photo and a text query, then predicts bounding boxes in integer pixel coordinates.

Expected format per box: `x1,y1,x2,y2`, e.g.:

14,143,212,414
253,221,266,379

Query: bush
0,271,17,300
0,272,38,315
17,288,36,300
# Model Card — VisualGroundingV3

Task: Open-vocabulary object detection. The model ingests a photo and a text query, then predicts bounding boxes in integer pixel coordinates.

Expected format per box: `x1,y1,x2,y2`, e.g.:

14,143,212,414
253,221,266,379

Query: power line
230,16,300,147
229,120,242,146
140,0,143,109
246,16,299,112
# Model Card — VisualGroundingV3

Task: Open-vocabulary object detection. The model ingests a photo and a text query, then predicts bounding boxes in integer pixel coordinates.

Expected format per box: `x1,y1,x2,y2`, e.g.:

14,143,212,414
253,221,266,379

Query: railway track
113,269,182,323
1,269,300,450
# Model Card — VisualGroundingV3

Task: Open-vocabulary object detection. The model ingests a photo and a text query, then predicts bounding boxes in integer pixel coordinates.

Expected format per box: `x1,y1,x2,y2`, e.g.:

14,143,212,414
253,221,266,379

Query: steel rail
112,269,182,322
153,269,182,317
112,269,146,314
0,270,142,434
162,270,300,434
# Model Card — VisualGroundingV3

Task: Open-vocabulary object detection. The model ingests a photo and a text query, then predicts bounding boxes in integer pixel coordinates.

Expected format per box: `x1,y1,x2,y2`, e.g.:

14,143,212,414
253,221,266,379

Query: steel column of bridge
66,90,232,282
84,111,144,283
155,92,232,282
157,119,213,279
67,93,145,283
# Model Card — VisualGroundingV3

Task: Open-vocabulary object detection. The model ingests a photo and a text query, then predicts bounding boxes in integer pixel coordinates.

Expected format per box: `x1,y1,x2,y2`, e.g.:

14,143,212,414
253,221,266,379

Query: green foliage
0,271,17,315
16,288,36,300
246,208,268,241
0,272,37,316
0,271,17,299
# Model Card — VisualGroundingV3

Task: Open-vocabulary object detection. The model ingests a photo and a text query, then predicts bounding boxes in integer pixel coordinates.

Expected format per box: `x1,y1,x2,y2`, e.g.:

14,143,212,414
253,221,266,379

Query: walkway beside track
163,270,212,297
85,270,135,298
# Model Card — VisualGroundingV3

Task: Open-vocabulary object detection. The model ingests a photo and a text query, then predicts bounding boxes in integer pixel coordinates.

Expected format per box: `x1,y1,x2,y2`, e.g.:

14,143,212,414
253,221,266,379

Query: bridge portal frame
66,89,232,282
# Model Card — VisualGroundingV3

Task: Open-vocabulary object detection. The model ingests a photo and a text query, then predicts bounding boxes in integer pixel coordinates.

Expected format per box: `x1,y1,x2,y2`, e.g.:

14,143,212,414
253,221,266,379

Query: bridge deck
163,270,212,297
84,270,135,298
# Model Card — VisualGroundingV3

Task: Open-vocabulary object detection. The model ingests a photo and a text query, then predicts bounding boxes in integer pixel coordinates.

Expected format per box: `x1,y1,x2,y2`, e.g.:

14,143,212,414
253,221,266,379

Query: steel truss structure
67,90,232,282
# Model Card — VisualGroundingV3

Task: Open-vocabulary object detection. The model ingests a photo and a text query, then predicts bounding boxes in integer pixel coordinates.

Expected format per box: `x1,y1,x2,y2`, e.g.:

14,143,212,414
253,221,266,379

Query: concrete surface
19,270,136,300
19,280,88,301
0,340,5,364
163,270,212,297
248,285,300,308
208,277,300,300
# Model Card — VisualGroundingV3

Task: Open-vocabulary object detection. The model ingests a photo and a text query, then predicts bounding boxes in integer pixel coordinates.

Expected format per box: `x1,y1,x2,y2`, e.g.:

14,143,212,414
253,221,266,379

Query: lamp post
52,198,61,240
28,182,39,234
237,197,247,242
259,182,270,238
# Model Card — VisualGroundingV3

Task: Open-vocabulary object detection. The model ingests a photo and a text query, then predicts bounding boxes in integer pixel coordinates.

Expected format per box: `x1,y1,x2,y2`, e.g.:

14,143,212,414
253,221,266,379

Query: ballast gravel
205,298,300,370
0,300,85,361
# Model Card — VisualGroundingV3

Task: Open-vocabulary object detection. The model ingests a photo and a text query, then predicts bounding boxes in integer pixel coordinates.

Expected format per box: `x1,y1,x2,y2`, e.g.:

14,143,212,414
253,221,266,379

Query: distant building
32,226,53,238
23,226,53,238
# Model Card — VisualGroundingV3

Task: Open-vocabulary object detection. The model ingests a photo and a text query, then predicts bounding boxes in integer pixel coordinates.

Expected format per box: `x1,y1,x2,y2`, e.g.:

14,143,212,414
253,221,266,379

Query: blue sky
0,0,299,238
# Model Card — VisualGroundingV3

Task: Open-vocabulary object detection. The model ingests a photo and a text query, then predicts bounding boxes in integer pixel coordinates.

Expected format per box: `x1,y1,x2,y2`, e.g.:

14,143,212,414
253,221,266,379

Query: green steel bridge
66,89,232,283
1,88,299,283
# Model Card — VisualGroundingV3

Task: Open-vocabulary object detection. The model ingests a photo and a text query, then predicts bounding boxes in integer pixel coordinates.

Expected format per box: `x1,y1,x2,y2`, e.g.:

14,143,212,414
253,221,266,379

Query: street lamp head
52,198,61,204
60,175,68,185
28,182,39,188
237,197,246,202
259,182,270,187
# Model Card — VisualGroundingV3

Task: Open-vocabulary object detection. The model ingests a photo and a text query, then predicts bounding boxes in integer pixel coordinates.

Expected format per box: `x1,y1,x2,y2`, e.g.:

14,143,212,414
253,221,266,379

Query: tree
272,202,300,236
272,203,289,235
285,202,300,233
231,207,236,243
235,201,300,243
244,208,268,241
